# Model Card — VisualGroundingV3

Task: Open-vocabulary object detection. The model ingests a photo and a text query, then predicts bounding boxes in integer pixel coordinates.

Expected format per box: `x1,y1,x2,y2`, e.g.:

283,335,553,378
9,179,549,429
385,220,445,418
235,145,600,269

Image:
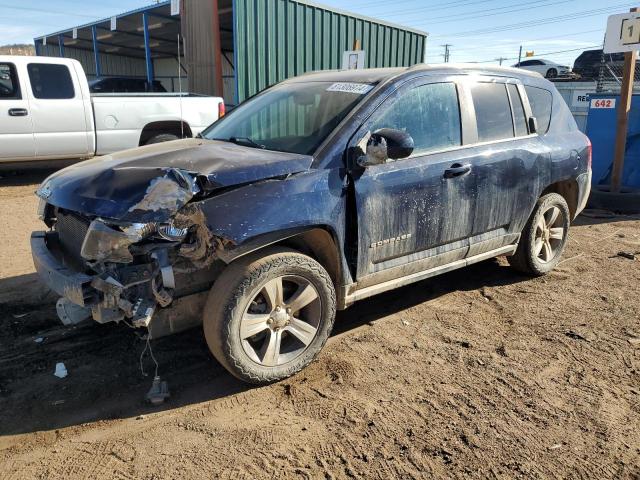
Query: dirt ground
0,169,639,479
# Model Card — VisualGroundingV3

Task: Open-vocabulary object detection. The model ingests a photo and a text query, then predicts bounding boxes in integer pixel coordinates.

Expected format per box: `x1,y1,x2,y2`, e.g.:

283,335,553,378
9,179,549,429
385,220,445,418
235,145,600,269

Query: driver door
0,61,35,161
350,78,477,288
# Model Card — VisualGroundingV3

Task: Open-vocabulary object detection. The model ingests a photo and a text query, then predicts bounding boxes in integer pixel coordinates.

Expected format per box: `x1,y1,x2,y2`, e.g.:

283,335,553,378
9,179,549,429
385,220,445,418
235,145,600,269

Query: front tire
203,247,336,384
546,68,558,79
508,193,570,276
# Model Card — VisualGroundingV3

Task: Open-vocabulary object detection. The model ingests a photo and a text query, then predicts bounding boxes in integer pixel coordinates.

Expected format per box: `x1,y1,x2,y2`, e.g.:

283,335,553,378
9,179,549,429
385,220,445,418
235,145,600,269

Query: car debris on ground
53,362,68,379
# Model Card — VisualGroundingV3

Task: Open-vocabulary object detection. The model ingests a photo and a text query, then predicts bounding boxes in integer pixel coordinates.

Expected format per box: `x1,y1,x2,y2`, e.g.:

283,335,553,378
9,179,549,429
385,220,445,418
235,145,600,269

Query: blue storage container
586,93,640,189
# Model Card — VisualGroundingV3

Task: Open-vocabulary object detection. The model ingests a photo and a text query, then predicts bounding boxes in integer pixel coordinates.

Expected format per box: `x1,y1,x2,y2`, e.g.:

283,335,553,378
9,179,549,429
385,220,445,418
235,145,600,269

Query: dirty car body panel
31,64,591,342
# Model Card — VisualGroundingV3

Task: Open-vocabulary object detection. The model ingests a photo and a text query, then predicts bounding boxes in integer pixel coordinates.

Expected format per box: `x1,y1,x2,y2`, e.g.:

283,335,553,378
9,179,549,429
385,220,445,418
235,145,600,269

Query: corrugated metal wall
40,44,146,79
233,0,427,102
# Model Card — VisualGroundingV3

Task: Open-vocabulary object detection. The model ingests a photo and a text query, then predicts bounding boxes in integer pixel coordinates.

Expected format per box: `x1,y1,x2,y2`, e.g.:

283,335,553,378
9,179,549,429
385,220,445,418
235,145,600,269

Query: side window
0,63,21,100
370,82,461,155
519,60,532,67
524,86,553,134
470,82,514,142
507,84,528,137
27,63,75,99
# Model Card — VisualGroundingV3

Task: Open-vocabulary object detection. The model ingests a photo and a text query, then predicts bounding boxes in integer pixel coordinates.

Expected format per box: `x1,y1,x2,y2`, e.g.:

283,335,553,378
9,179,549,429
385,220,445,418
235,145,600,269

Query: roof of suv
284,63,543,85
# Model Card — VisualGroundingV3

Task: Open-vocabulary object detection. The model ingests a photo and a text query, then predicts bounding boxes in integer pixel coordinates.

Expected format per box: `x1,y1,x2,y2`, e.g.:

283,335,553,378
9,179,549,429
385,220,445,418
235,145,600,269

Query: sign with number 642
591,98,617,109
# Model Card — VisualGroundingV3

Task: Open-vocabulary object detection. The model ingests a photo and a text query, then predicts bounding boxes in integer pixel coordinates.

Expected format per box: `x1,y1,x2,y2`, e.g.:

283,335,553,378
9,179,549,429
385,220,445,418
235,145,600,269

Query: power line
473,44,602,64
366,0,498,16
427,2,638,37
351,0,497,12
0,3,105,19
426,0,578,25
383,0,573,21
455,28,603,53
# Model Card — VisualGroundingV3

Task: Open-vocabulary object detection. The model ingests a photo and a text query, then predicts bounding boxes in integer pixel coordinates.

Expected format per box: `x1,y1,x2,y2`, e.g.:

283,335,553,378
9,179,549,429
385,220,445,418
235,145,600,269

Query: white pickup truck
0,55,224,164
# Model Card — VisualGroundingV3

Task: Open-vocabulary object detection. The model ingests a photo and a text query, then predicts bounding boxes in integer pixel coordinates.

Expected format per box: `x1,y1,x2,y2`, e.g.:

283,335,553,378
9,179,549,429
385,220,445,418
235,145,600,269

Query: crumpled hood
39,138,314,222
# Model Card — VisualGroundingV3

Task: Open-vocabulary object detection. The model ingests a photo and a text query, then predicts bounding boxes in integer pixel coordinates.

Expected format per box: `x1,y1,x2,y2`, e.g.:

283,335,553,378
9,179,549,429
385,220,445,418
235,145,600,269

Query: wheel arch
217,226,344,290
139,120,192,145
542,178,579,219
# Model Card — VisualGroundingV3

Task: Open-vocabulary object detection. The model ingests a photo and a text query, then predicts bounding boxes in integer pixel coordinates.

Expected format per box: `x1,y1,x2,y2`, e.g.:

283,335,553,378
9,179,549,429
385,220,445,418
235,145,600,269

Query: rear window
0,63,20,99
525,86,553,134
27,63,75,99
470,83,514,142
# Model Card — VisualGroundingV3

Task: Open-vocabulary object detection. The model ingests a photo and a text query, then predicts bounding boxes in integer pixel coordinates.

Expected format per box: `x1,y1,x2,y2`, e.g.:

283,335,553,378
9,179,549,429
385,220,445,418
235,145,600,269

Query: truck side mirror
528,116,538,134
357,128,414,167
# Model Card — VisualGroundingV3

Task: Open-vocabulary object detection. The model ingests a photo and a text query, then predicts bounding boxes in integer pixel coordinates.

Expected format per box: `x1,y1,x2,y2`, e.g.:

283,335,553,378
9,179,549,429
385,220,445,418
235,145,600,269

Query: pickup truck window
27,63,75,100
202,82,370,155
524,86,553,134
470,83,514,142
370,82,461,155
507,84,528,137
0,63,20,99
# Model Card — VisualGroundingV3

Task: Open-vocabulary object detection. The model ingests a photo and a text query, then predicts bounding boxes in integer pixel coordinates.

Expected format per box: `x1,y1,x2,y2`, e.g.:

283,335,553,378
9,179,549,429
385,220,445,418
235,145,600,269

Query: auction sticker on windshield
327,83,374,94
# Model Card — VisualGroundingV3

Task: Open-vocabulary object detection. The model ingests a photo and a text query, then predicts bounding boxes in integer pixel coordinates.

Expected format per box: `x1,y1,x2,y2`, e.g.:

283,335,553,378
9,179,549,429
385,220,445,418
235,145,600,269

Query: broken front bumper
31,230,164,326
31,231,96,307
31,230,209,337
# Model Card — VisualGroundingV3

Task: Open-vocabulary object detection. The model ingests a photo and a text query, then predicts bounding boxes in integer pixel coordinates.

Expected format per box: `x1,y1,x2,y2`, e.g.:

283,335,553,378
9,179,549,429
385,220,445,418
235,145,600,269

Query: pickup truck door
25,61,92,159
0,61,35,160
350,78,477,286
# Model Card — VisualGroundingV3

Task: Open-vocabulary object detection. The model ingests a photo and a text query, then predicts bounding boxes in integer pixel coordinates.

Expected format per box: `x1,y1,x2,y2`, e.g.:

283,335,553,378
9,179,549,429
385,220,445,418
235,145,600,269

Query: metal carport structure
35,0,428,105
35,2,185,94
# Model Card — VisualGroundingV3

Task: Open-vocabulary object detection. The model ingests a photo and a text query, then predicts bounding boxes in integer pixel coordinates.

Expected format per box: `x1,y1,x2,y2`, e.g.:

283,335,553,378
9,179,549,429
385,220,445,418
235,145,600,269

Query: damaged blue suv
32,65,591,383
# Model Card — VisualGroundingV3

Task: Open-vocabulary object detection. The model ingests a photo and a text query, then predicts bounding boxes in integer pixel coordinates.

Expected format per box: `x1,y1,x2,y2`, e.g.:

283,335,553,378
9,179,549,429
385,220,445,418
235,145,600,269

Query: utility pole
441,44,452,63
517,46,523,66
495,57,508,66
611,7,639,192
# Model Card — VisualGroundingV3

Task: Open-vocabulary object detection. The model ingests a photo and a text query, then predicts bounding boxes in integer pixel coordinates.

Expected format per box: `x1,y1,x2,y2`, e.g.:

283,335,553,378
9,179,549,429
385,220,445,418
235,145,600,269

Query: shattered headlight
122,222,157,241
158,224,189,241
81,218,192,264
82,219,136,263
121,221,188,242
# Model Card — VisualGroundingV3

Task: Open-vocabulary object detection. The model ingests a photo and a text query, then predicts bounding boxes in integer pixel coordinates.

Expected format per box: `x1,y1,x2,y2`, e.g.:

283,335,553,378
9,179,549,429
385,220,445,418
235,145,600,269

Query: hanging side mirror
528,116,538,134
357,128,415,167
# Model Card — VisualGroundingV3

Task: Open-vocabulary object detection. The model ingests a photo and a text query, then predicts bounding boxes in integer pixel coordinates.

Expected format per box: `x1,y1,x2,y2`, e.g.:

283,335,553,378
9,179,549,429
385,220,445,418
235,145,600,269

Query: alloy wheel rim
534,205,565,263
240,275,321,367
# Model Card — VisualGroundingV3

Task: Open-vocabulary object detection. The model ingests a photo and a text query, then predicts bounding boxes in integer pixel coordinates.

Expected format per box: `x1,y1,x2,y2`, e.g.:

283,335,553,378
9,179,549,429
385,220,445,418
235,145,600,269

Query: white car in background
0,55,224,165
512,59,572,79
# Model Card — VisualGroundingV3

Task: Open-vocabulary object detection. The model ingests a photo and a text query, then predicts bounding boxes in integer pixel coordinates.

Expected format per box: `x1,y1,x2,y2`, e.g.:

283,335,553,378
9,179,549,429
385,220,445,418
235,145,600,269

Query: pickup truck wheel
144,133,180,145
203,247,336,384
508,193,570,276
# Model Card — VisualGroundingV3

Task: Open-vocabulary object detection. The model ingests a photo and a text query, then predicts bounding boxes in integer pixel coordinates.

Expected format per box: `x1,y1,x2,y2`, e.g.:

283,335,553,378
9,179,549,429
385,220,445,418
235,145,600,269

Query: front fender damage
75,169,236,335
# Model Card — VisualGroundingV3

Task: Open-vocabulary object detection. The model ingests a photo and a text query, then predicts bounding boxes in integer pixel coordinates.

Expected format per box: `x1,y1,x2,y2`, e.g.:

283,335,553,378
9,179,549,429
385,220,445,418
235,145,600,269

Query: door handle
8,108,28,117
444,163,472,178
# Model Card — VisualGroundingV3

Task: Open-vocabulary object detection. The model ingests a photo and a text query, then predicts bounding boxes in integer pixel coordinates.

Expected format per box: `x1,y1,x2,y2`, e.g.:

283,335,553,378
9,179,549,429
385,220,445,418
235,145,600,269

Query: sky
0,0,633,67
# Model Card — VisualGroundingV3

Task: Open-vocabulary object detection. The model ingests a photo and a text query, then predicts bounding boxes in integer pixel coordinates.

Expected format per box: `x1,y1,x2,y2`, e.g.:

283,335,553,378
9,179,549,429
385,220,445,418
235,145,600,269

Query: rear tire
508,193,570,276
144,133,180,145
203,247,336,384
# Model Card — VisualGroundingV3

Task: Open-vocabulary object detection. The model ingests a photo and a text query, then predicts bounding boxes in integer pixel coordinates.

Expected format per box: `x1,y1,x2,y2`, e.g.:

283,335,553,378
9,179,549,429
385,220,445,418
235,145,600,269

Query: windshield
201,81,374,155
